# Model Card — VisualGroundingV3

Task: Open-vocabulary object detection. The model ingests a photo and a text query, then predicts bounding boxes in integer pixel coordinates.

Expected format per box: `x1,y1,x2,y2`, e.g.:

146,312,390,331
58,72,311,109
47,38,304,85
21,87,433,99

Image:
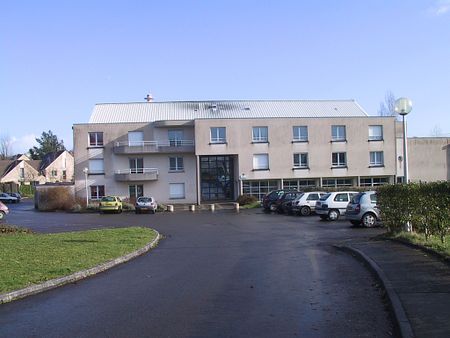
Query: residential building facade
73,100,398,204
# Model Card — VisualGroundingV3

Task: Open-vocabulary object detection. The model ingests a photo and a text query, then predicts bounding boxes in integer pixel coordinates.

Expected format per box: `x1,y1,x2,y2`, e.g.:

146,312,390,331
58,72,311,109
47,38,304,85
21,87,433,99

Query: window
332,152,347,167
210,127,226,143
252,127,268,143
370,151,384,166
128,131,144,146
293,126,308,142
169,183,185,199
88,159,104,174
369,125,383,141
129,185,144,199
253,154,269,170
307,193,320,201
283,179,316,190
331,125,346,141
293,153,308,168
19,168,25,179
89,132,103,147
242,180,279,201
322,178,353,187
90,185,105,200
360,177,389,187
168,130,184,146
169,157,184,171
62,170,67,180
334,193,349,202
129,158,144,173
51,169,58,177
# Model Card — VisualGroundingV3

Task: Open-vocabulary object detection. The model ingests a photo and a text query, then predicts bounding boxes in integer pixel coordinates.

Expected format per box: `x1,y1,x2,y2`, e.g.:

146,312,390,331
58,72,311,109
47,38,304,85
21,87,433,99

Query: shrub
237,194,258,205
0,224,33,234
36,187,75,211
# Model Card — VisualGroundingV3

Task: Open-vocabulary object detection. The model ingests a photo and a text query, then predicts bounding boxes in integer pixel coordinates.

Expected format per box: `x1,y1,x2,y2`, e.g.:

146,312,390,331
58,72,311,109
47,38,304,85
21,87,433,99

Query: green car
99,196,123,213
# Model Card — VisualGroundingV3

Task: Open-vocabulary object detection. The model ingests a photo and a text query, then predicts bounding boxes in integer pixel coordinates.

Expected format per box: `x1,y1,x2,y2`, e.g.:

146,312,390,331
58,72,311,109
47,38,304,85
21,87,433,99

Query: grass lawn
390,231,450,258
240,201,261,209
0,227,157,294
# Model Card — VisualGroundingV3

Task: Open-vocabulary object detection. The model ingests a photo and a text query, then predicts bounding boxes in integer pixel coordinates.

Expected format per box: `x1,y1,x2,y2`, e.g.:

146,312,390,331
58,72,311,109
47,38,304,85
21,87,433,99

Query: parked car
263,190,302,212
10,192,22,202
0,201,9,220
346,191,381,227
0,193,18,204
135,196,157,214
290,191,328,216
315,191,358,221
99,196,123,213
281,192,305,214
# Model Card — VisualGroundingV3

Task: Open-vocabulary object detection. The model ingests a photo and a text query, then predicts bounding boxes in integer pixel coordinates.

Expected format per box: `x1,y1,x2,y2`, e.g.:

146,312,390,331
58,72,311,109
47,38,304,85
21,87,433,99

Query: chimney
144,93,153,102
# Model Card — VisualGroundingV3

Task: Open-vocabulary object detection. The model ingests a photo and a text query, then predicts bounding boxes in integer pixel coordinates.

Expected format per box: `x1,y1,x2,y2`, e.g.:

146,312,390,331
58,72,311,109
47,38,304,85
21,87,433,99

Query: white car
0,193,18,204
291,191,328,216
315,191,358,221
0,201,9,220
135,196,157,214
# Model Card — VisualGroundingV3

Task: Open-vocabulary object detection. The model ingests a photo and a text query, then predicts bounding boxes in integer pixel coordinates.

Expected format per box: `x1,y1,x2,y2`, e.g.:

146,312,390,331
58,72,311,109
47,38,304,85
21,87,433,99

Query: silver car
0,201,9,220
135,196,157,214
345,191,380,227
291,191,328,216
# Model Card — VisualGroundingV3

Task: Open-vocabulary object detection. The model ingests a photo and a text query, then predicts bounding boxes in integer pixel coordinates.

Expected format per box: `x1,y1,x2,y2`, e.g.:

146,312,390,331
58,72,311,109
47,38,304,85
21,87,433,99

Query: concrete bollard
166,205,174,212
234,202,240,211
209,204,215,212
189,204,196,212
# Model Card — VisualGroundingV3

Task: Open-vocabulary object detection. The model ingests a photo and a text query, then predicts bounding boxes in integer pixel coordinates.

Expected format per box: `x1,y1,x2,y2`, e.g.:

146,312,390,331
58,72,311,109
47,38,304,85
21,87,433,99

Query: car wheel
300,206,311,216
328,209,340,221
151,210,156,214
269,204,277,212
0,211,5,220
350,220,361,226
362,213,377,227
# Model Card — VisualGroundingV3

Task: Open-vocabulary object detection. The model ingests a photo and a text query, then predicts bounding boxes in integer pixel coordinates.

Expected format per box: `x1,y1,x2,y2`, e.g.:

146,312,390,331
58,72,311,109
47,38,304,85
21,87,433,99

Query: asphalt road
0,201,394,337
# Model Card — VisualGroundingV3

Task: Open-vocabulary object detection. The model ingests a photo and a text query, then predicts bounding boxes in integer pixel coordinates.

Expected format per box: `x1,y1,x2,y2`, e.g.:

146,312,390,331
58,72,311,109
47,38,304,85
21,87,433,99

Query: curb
336,245,415,338
0,231,161,304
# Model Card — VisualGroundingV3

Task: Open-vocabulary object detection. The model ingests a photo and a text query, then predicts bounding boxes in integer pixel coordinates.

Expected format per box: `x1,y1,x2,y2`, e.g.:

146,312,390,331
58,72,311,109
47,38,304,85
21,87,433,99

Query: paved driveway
0,202,393,337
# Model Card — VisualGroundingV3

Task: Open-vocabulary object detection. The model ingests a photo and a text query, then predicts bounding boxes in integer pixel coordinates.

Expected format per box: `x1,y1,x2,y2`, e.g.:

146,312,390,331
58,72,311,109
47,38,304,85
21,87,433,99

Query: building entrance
200,156,234,201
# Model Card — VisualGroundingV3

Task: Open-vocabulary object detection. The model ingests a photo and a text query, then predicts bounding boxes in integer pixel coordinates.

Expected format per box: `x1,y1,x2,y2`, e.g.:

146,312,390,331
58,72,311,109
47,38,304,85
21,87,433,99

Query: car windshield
138,197,153,203
101,196,116,202
319,193,331,201
293,193,305,201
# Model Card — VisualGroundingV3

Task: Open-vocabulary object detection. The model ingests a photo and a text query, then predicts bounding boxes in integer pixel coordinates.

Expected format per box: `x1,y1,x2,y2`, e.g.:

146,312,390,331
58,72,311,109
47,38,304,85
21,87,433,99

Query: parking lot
1,199,393,337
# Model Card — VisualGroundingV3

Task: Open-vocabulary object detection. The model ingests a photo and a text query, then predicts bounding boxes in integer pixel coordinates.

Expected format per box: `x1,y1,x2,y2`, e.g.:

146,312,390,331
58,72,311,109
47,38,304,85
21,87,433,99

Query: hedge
377,182,450,243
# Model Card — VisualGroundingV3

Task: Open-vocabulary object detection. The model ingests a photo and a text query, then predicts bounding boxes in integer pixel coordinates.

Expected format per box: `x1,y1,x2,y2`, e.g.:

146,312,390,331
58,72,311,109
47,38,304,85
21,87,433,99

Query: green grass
390,231,450,258
240,201,261,209
0,227,157,293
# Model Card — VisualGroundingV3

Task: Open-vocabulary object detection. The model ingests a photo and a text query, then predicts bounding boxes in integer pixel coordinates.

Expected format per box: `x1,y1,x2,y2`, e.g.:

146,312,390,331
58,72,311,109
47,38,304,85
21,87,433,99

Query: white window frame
332,152,347,167
370,151,384,166
210,127,226,143
369,125,383,141
253,153,269,170
293,153,308,168
293,126,308,142
90,185,105,200
169,157,184,171
169,183,185,199
331,125,346,141
89,132,104,147
252,126,268,143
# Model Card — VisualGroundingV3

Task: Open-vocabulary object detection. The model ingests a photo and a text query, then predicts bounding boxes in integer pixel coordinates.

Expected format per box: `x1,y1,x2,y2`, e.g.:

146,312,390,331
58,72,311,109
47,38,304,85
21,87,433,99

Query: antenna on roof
144,93,153,102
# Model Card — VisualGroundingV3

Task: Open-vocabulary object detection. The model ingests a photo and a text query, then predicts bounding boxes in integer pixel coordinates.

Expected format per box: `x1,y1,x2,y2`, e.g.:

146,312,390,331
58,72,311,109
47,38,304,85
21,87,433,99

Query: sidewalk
345,239,450,338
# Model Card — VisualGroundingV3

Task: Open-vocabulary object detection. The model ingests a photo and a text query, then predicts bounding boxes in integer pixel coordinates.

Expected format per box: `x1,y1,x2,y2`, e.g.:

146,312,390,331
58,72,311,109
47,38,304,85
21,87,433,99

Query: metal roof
88,100,368,124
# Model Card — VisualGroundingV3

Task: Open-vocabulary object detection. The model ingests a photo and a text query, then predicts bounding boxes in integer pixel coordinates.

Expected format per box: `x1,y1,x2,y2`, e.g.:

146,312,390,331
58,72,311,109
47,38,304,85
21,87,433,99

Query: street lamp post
394,97,413,184
83,167,89,207
238,173,246,196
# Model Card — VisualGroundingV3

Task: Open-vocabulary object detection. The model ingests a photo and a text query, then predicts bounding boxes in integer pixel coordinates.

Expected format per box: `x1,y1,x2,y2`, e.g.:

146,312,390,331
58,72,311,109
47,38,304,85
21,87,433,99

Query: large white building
73,100,402,204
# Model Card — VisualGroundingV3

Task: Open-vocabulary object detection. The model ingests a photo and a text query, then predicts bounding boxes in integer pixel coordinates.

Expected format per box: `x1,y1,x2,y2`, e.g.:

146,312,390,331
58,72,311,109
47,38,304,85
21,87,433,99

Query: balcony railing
114,168,159,182
113,140,195,154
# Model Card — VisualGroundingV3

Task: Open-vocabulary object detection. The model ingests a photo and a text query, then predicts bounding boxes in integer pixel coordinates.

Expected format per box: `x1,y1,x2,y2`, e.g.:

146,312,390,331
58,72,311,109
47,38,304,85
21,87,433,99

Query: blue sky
1,0,450,153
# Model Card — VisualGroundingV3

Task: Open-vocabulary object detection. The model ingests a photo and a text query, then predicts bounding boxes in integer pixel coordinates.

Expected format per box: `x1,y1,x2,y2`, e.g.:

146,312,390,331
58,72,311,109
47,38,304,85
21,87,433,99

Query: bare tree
430,125,443,137
0,134,12,160
378,90,397,117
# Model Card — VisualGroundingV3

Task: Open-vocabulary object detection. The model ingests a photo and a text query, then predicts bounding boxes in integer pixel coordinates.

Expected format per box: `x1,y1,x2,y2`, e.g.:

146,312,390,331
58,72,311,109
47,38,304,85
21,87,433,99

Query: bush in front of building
35,186,75,211
237,194,258,206
377,181,450,243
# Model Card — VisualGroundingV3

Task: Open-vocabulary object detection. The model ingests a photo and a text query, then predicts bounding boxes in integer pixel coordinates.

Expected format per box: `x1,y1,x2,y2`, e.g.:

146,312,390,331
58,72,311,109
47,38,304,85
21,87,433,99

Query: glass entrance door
200,156,234,201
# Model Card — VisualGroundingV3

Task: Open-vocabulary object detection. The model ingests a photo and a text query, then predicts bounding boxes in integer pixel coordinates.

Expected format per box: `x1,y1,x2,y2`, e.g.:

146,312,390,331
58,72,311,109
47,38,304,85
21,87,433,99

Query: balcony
113,140,195,154
114,168,159,182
